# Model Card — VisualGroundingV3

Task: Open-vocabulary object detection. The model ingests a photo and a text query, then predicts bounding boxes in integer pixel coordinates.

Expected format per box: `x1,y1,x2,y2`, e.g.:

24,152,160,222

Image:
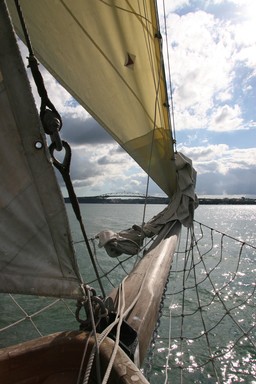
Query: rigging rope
14,0,105,298
140,0,159,226
80,285,101,384
49,142,106,298
162,0,177,151
80,255,158,383
14,0,63,151
140,0,175,230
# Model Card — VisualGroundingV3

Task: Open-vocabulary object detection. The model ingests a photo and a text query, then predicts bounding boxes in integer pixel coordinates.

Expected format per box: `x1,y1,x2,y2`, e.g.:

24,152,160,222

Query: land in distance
64,196,256,205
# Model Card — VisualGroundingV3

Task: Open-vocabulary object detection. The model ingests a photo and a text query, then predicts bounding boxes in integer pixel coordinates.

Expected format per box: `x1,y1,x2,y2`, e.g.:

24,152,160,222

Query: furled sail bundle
7,0,177,197
98,153,198,258
0,4,83,299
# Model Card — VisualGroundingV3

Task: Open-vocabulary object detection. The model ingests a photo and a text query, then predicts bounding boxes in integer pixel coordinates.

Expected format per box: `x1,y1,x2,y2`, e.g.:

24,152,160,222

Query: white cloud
162,4,256,133
165,12,235,129
209,104,243,131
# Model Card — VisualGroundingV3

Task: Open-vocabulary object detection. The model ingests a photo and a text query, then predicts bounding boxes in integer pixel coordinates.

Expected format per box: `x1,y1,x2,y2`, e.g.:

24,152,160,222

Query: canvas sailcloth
0,3,83,299
1,0,178,298
7,0,177,197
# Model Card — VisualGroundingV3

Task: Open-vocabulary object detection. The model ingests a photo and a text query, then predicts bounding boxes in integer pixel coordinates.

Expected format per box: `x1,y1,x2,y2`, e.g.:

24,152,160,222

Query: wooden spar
108,220,181,366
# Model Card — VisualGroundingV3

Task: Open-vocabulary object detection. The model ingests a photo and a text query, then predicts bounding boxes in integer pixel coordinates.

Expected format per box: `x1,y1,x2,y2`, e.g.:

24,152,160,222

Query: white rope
80,286,101,384
101,252,164,382
75,329,93,384
101,279,126,384
81,278,124,384
80,267,151,383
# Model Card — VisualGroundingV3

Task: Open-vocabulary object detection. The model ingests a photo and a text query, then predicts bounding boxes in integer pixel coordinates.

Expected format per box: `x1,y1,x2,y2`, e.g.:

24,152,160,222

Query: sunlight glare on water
0,203,255,383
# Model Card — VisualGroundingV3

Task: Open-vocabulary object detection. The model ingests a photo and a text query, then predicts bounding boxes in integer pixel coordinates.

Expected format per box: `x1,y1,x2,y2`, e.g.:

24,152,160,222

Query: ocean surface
0,204,255,383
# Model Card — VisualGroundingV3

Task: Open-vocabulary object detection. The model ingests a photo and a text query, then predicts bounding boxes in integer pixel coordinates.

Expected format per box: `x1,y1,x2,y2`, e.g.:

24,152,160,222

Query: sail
0,2,83,299
7,0,177,197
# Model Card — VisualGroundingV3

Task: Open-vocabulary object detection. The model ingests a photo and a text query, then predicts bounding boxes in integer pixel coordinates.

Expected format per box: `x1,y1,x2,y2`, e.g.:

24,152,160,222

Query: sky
19,0,256,198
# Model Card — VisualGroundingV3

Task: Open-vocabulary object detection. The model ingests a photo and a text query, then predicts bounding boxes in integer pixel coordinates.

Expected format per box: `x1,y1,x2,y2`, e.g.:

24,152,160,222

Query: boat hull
0,330,149,383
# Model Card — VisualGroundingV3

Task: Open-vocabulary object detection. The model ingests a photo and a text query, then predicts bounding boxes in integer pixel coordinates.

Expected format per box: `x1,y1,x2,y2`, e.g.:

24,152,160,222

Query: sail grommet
34,141,43,149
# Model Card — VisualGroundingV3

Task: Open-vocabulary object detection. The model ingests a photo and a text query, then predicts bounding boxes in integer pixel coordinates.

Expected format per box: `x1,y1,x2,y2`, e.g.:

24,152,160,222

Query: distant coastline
64,196,256,205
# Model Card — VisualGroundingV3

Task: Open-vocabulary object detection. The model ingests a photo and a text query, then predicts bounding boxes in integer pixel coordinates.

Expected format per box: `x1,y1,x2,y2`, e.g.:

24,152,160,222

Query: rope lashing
75,289,108,330
14,0,62,151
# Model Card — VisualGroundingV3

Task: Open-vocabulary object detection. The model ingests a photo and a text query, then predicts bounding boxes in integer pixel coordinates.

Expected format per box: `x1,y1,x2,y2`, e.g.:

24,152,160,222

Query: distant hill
64,196,256,205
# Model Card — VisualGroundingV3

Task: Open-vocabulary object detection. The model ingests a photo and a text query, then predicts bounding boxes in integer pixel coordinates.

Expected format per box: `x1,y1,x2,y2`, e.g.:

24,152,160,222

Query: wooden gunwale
0,330,149,383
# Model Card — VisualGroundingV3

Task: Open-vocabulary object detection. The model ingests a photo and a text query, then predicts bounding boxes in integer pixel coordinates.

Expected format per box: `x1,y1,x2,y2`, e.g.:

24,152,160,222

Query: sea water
0,204,255,383
66,203,256,383
67,203,256,287
68,203,256,383
67,203,256,245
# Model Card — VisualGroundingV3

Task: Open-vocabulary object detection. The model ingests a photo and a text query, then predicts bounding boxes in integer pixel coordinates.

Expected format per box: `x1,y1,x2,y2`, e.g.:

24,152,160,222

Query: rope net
145,220,256,384
0,220,255,384
0,238,145,348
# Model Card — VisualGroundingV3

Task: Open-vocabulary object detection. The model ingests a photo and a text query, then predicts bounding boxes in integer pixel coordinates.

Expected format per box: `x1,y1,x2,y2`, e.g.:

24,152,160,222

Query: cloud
60,116,113,145
162,4,256,133
197,168,256,195
17,5,255,197
18,40,160,197
209,104,243,131
179,144,256,195
157,0,190,13
54,142,157,197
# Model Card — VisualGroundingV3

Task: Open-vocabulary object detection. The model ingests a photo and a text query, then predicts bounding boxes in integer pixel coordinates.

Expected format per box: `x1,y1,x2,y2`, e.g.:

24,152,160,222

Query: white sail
0,3,83,298
7,0,177,197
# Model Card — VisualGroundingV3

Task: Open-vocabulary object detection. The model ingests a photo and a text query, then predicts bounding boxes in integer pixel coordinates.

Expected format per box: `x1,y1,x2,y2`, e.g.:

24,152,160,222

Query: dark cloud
97,156,109,165
60,116,114,145
196,168,256,195
53,148,101,188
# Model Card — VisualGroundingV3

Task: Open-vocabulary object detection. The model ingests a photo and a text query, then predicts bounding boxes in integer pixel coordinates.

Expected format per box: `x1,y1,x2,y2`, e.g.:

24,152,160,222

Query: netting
145,220,256,384
0,237,149,349
0,220,255,384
